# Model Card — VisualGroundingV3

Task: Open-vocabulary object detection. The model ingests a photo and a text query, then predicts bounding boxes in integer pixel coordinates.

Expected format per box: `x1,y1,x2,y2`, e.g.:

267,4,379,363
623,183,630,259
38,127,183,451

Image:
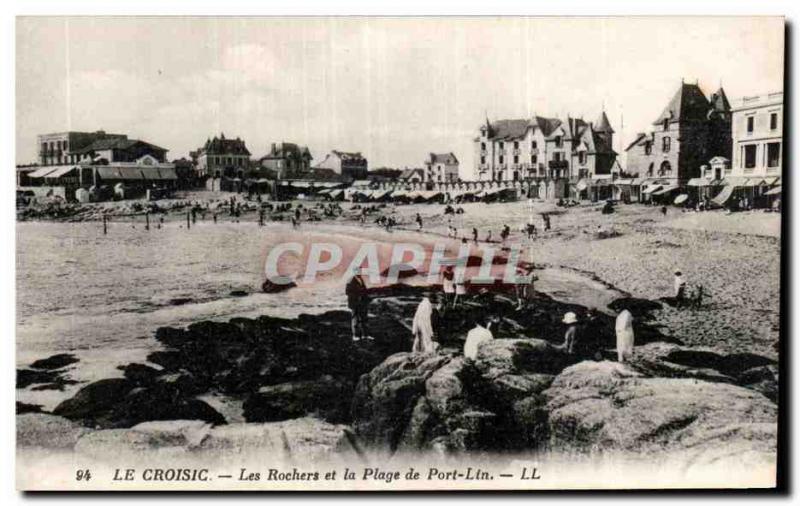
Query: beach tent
74,187,91,203
371,189,394,201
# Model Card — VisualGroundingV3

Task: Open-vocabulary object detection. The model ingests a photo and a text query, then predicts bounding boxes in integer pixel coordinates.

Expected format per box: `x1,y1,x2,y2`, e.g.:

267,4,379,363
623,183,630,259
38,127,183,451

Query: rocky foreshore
17,283,778,468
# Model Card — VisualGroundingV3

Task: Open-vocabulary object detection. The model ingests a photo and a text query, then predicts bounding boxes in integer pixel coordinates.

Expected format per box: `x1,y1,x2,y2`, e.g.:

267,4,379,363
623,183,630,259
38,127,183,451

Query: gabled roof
428,152,459,165
332,150,365,161
71,138,166,155
594,110,614,133
261,142,311,161
399,168,424,180
652,82,711,125
709,87,731,113
624,132,649,152
200,134,251,156
485,116,562,141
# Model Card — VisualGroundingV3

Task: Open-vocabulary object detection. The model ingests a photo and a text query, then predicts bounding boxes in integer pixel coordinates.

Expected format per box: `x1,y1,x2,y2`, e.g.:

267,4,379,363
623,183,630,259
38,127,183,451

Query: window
770,113,778,130
747,116,754,134
480,156,486,165
744,144,757,169
531,141,537,150
513,141,519,149
513,155,519,164
555,136,562,148
481,142,486,151
554,152,562,162
663,119,669,131
662,137,671,153
499,155,504,164
644,143,652,155
647,162,654,177
659,161,671,176
767,142,781,168
579,152,587,165
531,154,537,164
499,142,504,150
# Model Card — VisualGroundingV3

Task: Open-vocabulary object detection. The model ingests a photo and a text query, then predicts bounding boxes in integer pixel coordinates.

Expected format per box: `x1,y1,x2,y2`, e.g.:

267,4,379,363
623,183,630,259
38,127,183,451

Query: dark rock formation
243,375,353,423
52,377,225,429
16,401,44,414
30,353,79,370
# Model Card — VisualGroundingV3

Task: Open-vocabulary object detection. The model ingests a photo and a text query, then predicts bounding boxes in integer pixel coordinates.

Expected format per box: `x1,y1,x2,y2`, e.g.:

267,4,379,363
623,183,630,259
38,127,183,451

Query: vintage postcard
15,16,784,491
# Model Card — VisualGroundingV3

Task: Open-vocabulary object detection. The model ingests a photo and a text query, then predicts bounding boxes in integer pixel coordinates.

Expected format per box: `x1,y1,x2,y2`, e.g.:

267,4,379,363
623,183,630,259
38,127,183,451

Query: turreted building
472,111,617,199
624,81,732,183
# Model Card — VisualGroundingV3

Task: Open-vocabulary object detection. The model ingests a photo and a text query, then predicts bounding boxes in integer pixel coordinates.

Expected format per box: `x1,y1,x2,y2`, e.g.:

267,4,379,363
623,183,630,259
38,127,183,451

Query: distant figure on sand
543,214,551,231
345,271,369,341
615,309,635,362
500,224,510,243
472,227,478,244
464,315,495,360
412,293,439,353
416,213,423,231
674,270,686,307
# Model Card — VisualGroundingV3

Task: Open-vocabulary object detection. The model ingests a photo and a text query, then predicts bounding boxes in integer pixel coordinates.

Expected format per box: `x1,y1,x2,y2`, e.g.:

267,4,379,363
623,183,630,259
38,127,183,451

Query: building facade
259,142,313,179
37,131,127,166
730,92,783,178
473,112,616,186
71,137,168,165
423,153,459,183
315,151,368,181
625,82,731,183
192,134,251,178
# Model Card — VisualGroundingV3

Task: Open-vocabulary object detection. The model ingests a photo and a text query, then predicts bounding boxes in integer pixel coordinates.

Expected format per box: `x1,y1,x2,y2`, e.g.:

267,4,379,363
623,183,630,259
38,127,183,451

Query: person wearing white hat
560,311,580,354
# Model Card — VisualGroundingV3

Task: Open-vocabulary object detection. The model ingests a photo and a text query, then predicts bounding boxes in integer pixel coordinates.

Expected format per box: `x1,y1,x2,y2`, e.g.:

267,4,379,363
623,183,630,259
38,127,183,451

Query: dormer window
555,136,562,148
663,119,669,131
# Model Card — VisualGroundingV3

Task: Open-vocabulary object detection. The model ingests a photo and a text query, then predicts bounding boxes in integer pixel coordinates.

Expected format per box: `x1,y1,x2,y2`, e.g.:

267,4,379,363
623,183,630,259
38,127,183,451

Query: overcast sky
16,17,784,177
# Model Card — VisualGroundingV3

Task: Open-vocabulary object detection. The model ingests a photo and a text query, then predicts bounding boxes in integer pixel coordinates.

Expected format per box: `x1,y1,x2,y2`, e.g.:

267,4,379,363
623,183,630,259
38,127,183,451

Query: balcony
548,160,568,169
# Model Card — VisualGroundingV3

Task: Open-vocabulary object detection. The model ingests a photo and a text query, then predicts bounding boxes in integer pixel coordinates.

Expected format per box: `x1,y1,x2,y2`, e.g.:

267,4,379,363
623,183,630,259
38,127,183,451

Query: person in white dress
412,294,438,353
464,316,496,360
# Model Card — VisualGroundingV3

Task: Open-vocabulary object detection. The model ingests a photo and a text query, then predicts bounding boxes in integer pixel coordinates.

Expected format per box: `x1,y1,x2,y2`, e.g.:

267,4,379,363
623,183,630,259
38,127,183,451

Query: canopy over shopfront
764,186,782,196
674,194,689,205
651,184,679,196
711,185,736,206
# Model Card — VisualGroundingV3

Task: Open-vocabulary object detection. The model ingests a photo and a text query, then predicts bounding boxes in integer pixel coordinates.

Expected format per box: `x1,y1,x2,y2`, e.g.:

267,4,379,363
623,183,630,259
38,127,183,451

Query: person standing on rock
412,293,439,353
464,315,495,360
559,312,581,355
346,271,369,341
674,270,686,307
442,265,455,308
615,309,635,362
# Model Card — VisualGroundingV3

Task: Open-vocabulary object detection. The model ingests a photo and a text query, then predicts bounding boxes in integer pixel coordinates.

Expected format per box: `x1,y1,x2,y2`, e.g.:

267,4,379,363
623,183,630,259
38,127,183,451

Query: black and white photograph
12,14,786,491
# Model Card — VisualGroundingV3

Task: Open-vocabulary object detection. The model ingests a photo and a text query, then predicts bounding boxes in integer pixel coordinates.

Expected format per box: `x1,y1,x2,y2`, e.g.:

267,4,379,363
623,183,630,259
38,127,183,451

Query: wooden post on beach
103,215,107,235
186,211,191,230
145,212,150,231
